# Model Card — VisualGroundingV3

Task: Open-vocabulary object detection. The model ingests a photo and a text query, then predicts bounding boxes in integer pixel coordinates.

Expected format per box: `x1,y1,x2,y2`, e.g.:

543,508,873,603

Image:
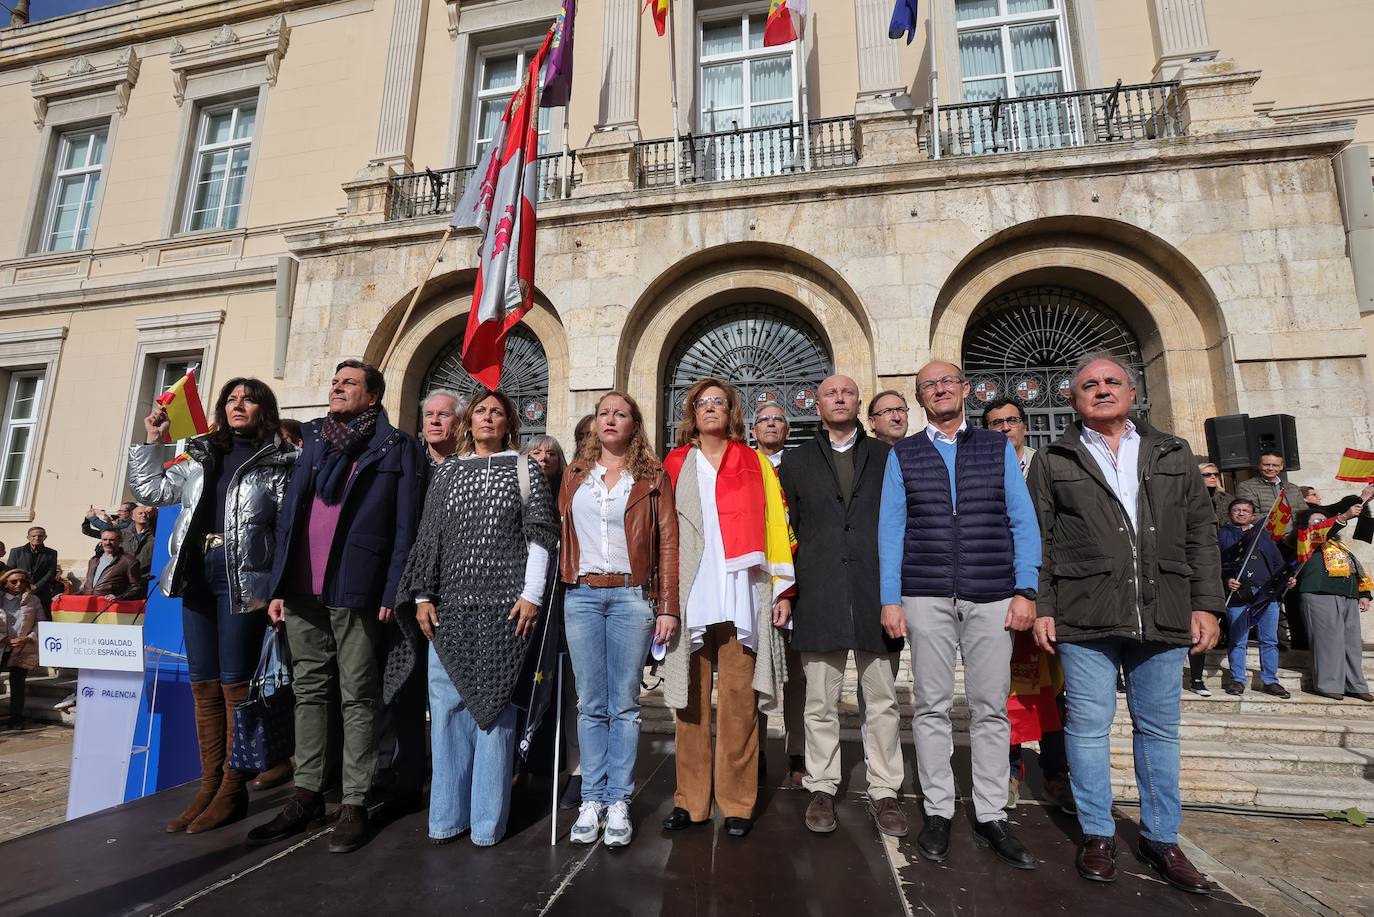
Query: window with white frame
39,126,108,253
470,48,551,165
0,372,45,507
955,0,1073,102
183,99,257,232
141,355,200,464
698,11,797,134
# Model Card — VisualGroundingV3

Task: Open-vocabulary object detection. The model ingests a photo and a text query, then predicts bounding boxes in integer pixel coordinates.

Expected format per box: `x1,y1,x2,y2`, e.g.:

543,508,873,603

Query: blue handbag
229,627,295,773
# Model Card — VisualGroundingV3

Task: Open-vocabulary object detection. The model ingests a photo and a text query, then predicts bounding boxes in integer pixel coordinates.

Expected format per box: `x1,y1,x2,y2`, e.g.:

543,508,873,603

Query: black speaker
1248,413,1300,471
1205,414,1252,470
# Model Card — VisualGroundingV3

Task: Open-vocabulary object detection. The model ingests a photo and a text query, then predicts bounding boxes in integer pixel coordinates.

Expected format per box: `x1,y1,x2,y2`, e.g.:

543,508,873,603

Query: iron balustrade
387,152,580,221
934,80,1184,158
635,115,858,189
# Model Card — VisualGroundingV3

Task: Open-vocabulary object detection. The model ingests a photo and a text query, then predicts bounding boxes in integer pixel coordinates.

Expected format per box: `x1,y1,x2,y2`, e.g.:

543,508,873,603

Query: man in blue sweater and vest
879,360,1041,870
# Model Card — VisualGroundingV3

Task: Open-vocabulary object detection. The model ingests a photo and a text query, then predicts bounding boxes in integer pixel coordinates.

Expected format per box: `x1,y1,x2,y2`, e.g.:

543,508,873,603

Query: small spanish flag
763,0,806,46
642,0,668,36
1297,515,1338,564
1336,447,1374,483
1264,489,1293,542
155,368,209,444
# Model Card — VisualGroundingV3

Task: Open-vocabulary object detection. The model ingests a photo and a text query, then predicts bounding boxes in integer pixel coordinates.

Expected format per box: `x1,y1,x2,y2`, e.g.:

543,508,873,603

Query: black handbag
229,627,295,773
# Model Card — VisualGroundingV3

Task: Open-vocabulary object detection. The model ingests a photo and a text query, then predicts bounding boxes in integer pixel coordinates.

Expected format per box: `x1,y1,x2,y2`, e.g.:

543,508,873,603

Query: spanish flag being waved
763,0,806,46
155,368,209,444
1297,515,1338,564
643,0,669,36
1336,447,1374,483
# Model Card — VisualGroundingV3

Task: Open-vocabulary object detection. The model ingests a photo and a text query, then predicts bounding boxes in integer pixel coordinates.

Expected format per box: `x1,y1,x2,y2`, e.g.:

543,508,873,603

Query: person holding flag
1294,498,1374,701
1219,498,1293,698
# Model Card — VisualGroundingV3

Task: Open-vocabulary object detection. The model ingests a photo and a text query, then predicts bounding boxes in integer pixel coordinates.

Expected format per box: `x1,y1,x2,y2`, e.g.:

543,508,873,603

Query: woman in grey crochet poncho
393,388,559,847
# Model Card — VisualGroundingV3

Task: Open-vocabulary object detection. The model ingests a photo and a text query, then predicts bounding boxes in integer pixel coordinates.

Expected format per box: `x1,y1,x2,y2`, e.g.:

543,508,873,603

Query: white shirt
571,464,634,576
1080,421,1141,532
827,427,859,453
685,457,758,651
1018,445,1036,479
925,418,968,445
764,450,783,468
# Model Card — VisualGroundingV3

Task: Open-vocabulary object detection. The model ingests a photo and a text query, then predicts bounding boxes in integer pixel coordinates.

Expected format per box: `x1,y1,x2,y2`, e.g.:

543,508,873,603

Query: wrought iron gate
421,324,549,442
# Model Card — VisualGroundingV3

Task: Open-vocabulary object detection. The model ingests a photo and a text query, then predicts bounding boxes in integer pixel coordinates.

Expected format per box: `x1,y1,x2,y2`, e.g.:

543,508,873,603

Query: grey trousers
903,595,1013,823
1302,593,1370,694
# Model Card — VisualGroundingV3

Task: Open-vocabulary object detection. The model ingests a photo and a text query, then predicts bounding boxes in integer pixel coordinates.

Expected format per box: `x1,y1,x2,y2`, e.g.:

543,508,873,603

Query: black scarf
317,405,380,505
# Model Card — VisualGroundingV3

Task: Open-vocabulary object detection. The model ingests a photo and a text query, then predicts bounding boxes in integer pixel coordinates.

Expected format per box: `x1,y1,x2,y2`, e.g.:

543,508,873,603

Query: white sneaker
54,693,77,711
570,801,603,845
603,801,632,848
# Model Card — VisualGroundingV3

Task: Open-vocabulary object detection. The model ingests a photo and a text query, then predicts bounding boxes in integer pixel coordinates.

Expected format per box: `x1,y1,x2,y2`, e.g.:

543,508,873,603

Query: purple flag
540,0,576,108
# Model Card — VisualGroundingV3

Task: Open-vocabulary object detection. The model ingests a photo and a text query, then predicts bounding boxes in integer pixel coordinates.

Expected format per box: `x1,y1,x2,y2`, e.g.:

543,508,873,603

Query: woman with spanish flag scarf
1294,497,1374,701
658,378,795,838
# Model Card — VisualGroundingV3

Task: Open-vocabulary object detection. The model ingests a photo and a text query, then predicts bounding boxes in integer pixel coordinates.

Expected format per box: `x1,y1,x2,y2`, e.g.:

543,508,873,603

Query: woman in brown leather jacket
556,391,679,848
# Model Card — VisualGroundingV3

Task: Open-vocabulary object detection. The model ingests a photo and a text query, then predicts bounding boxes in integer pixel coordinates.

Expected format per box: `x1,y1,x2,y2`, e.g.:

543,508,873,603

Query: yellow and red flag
1336,447,1374,483
1297,515,1337,564
155,368,209,444
1264,489,1293,542
643,0,669,36
763,0,806,46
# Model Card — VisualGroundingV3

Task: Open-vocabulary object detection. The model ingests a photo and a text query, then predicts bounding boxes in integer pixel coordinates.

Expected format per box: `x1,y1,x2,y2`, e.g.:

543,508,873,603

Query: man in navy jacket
247,360,426,854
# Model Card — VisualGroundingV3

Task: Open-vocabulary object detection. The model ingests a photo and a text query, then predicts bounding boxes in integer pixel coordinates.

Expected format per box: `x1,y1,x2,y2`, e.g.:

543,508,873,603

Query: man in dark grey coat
777,375,906,839
1028,353,1222,896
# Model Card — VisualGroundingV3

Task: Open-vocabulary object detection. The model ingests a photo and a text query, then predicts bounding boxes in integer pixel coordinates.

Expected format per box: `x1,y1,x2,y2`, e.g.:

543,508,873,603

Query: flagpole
560,105,571,199
380,225,453,372
929,0,941,160
1226,495,1284,606
666,0,683,186
798,8,810,172
550,651,564,847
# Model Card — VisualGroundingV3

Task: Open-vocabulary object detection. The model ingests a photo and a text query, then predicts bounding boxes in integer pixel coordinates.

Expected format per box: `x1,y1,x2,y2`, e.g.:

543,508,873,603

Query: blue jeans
563,585,655,804
182,545,266,683
427,642,516,845
1227,601,1280,687
1058,638,1189,844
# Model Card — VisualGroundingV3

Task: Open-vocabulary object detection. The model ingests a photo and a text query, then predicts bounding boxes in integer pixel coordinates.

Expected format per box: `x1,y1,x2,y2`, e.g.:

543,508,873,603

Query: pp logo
42,635,62,653
81,686,95,698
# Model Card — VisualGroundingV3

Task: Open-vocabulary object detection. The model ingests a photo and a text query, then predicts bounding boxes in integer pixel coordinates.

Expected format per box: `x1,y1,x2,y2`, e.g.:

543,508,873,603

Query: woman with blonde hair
1,568,41,730
659,378,793,838
556,391,679,847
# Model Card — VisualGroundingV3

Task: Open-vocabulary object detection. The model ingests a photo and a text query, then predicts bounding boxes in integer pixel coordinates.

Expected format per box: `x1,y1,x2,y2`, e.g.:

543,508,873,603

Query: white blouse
685,457,758,651
572,464,634,575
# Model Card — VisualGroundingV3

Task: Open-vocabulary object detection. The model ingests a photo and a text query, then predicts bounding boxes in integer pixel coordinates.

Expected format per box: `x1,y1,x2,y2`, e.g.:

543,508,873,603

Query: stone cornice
169,15,290,105
0,265,279,315
30,47,140,128
0,0,327,70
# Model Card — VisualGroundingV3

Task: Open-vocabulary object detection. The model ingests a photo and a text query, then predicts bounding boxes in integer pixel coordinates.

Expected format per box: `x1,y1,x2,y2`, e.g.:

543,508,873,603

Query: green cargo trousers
283,594,382,806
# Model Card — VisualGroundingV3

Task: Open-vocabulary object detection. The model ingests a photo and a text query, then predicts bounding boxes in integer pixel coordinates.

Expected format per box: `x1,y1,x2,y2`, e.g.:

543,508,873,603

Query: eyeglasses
916,375,965,393
693,396,727,408
754,415,786,425
986,417,1022,430
870,406,908,420
1201,471,1220,478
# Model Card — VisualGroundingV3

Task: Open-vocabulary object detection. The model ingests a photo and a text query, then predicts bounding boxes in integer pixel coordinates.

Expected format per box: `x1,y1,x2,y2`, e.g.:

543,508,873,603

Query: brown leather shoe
805,791,837,834
167,679,224,833
873,797,908,838
187,682,251,834
1347,692,1374,702
1135,839,1212,894
1076,835,1117,882
250,758,294,791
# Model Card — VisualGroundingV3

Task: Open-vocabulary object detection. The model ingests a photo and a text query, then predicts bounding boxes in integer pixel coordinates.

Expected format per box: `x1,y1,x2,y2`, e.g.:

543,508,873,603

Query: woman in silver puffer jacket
127,376,296,835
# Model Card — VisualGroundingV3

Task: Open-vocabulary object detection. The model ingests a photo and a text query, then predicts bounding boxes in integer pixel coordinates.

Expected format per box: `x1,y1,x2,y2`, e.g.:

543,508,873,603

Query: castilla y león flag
155,367,208,443
452,31,553,389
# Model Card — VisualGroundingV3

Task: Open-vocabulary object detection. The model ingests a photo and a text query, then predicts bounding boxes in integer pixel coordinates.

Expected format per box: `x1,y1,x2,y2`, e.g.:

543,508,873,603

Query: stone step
0,674,75,725
1163,713,1374,748
1110,769,1374,812
1112,737,1374,780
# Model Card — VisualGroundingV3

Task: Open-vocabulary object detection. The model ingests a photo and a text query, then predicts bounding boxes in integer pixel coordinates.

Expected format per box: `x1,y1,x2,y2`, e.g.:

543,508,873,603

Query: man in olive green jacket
1027,354,1222,897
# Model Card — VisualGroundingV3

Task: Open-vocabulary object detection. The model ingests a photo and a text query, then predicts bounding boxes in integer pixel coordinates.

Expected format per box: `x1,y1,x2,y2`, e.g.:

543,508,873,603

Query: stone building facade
1,0,1373,562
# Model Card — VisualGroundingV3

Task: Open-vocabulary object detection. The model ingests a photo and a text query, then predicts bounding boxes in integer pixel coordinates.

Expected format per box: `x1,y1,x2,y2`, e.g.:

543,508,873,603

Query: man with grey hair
1027,352,1222,894
867,390,910,445
752,401,789,467
420,389,463,467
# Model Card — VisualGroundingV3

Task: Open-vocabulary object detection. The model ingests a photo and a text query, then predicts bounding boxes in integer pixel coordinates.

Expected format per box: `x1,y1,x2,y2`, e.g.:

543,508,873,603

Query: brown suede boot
167,679,225,833
187,682,251,834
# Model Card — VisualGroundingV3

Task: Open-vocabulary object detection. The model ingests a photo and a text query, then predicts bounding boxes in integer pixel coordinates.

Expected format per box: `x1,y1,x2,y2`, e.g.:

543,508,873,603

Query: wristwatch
1013,588,1038,601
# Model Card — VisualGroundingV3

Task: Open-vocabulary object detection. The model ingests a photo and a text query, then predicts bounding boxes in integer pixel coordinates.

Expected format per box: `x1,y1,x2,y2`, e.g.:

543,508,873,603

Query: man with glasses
867,391,910,445
752,402,790,468
983,397,1034,476
879,361,1041,870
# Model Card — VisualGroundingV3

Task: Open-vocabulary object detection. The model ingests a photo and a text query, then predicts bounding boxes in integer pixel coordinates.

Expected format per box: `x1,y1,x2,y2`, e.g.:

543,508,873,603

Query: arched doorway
962,286,1149,449
663,303,833,448
421,325,550,442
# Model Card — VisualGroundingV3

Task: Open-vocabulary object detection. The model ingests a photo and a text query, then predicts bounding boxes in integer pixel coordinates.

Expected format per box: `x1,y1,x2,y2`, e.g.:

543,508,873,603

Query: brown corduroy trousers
674,622,759,820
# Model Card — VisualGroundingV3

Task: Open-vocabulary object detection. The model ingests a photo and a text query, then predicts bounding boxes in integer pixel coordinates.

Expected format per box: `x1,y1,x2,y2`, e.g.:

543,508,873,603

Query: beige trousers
800,650,904,800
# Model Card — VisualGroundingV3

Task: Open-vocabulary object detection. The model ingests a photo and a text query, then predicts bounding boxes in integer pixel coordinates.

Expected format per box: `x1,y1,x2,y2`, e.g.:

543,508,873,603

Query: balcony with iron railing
387,152,581,221
634,115,859,189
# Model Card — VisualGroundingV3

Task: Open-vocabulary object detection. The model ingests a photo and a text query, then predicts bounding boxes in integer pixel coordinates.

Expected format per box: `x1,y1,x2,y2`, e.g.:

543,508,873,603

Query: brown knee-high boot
167,679,225,832
187,681,251,833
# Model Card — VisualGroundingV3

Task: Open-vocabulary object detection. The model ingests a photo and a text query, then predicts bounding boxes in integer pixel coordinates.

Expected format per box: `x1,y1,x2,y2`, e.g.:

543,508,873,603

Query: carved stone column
374,0,430,171
1149,0,1219,80
854,0,910,112
598,0,642,132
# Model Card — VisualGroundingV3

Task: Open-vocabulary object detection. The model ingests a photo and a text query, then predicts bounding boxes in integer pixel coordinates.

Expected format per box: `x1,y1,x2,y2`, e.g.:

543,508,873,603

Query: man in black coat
777,375,907,839
247,360,426,855
8,526,58,611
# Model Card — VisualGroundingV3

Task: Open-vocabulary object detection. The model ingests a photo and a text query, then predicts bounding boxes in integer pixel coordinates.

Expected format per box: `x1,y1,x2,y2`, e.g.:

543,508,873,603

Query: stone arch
931,217,1227,447
365,270,571,437
621,243,876,451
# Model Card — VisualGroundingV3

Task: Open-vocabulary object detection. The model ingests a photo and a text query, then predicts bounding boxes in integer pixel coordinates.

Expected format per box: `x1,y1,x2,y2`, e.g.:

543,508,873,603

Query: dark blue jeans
182,545,266,684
